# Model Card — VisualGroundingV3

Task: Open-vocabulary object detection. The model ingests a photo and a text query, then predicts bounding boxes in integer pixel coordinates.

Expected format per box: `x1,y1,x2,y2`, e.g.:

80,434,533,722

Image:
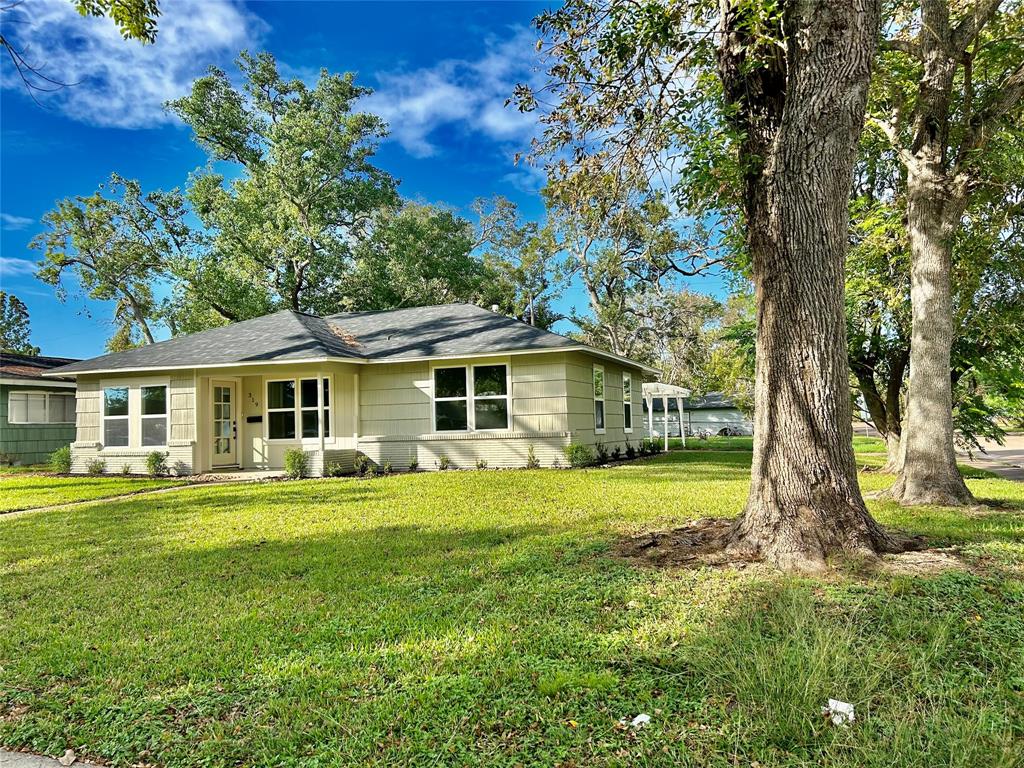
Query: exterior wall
357,351,643,470
62,350,646,475
565,352,641,453
71,373,196,474
0,383,78,465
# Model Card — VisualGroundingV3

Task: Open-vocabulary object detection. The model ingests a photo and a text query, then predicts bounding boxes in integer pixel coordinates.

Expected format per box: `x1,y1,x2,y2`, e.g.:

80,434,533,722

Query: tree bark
886,159,973,504
720,0,899,571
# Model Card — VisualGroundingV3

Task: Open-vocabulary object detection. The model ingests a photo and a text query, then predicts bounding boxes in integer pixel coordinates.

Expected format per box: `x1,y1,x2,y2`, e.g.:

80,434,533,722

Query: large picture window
622,372,633,433
8,392,75,424
433,364,510,432
141,385,168,446
268,378,331,440
103,387,129,447
593,365,605,433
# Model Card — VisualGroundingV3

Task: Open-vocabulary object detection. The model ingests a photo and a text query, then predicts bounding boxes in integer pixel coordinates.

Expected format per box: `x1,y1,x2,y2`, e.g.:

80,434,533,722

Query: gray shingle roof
48,304,652,375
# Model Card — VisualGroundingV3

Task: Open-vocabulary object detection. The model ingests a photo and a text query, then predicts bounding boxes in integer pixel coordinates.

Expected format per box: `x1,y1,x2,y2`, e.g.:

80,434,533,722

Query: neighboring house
1,352,79,465
47,304,656,475
683,392,753,435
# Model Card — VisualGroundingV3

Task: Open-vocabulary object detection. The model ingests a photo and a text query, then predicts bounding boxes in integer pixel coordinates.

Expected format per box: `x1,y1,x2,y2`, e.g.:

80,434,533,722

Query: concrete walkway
0,749,98,767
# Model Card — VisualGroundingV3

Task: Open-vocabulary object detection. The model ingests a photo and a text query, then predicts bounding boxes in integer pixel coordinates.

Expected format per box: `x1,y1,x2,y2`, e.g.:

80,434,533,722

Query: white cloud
0,256,39,276
0,213,34,231
368,27,542,159
0,0,266,128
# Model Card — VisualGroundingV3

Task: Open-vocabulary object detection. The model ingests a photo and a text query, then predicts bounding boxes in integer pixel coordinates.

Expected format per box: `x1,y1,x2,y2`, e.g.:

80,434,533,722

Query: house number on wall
248,392,260,409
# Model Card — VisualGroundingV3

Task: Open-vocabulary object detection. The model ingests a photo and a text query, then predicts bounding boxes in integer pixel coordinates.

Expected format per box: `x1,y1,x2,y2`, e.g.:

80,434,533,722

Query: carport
642,382,691,452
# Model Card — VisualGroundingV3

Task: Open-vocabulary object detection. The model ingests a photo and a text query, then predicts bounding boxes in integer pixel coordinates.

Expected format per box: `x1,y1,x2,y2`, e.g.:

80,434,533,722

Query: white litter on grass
619,713,651,729
57,749,77,766
822,699,855,727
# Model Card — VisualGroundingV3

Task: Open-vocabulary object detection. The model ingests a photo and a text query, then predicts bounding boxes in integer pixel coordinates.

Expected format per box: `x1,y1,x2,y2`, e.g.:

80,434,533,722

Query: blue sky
1,0,725,358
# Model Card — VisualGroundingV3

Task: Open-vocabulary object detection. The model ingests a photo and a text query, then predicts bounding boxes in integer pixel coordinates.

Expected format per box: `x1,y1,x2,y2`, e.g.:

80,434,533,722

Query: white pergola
642,382,692,452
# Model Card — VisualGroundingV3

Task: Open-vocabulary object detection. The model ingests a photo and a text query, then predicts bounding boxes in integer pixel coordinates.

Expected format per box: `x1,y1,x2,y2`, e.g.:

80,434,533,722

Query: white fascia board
0,377,78,388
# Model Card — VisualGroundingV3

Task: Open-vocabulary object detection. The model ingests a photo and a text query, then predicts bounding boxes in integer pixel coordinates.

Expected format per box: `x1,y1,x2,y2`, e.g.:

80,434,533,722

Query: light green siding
0,383,78,465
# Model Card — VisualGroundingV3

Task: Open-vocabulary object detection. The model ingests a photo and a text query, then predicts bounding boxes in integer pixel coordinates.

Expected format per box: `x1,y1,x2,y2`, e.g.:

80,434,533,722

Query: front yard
0,474,186,513
1,446,1022,766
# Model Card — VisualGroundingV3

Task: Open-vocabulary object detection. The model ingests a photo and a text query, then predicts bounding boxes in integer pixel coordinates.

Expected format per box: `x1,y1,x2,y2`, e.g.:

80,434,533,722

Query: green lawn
1,450,1022,767
0,475,186,513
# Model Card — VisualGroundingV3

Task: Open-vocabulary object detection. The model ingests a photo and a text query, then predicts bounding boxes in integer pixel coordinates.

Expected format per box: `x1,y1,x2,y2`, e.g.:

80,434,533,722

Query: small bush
353,453,370,476
49,445,72,474
526,444,540,469
625,442,636,460
121,463,133,476
563,443,595,468
611,446,622,461
408,458,419,472
438,454,451,471
146,450,169,477
382,460,393,475
283,448,308,479
87,458,106,476
476,458,488,470
595,442,609,463
324,461,346,477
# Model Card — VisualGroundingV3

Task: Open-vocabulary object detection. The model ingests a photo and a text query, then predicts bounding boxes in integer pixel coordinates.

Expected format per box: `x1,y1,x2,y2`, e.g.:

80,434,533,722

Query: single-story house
46,304,657,475
1,351,79,465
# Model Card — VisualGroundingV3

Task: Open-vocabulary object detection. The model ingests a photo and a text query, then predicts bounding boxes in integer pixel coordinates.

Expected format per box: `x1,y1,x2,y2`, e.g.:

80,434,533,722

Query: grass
0,475,186,513
1,448,1022,767
0,464,52,475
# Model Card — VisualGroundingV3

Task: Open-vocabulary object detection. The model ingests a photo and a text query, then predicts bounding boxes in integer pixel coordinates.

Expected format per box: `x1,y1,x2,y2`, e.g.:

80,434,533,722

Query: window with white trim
8,392,75,424
268,378,331,440
141,385,168,446
623,372,633,432
433,367,468,431
593,365,605,433
103,387,129,446
267,380,296,440
432,364,510,432
472,364,509,430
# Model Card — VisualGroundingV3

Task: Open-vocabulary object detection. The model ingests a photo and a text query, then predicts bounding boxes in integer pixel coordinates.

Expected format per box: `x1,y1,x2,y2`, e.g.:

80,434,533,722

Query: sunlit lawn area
1,445,1022,766
0,475,187,514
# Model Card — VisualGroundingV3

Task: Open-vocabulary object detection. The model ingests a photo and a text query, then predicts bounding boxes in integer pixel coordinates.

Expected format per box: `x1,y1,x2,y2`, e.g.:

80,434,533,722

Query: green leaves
0,292,38,355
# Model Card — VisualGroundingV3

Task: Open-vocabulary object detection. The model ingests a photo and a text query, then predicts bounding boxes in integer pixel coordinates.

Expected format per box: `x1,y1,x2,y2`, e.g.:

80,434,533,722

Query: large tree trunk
886,161,973,505
720,0,899,572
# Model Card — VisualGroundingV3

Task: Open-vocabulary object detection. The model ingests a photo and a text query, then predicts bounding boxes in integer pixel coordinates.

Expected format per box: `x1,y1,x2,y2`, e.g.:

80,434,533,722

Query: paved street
959,434,1024,481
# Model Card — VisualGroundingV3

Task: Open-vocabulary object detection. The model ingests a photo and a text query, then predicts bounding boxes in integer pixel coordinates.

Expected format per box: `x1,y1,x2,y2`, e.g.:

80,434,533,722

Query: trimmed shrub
476,458,488,470
595,442,609,463
121,463,133,476
438,454,451,471
283,448,308,479
563,443,595,468
625,442,637,460
324,461,346,477
49,445,72,474
353,453,371,476
146,451,169,477
87,458,106,476
611,446,622,461
408,458,419,472
382,460,393,475
526,444,540,469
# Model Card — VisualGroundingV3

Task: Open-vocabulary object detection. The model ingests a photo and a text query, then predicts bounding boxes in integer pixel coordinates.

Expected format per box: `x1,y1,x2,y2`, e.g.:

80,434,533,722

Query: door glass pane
141,386,166,415
142,418,166,446
300,379,318,408
434,400,468,431
301,411,319,438
104,418,129,446
474,365,507,397
269,410,296,439
104,387,128,416
434,367,467,398
267,381,295,409
474,400,508,430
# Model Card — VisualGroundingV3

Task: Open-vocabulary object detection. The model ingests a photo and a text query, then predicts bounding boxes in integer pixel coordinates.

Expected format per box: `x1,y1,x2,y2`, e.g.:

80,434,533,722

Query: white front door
211,381,237,467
